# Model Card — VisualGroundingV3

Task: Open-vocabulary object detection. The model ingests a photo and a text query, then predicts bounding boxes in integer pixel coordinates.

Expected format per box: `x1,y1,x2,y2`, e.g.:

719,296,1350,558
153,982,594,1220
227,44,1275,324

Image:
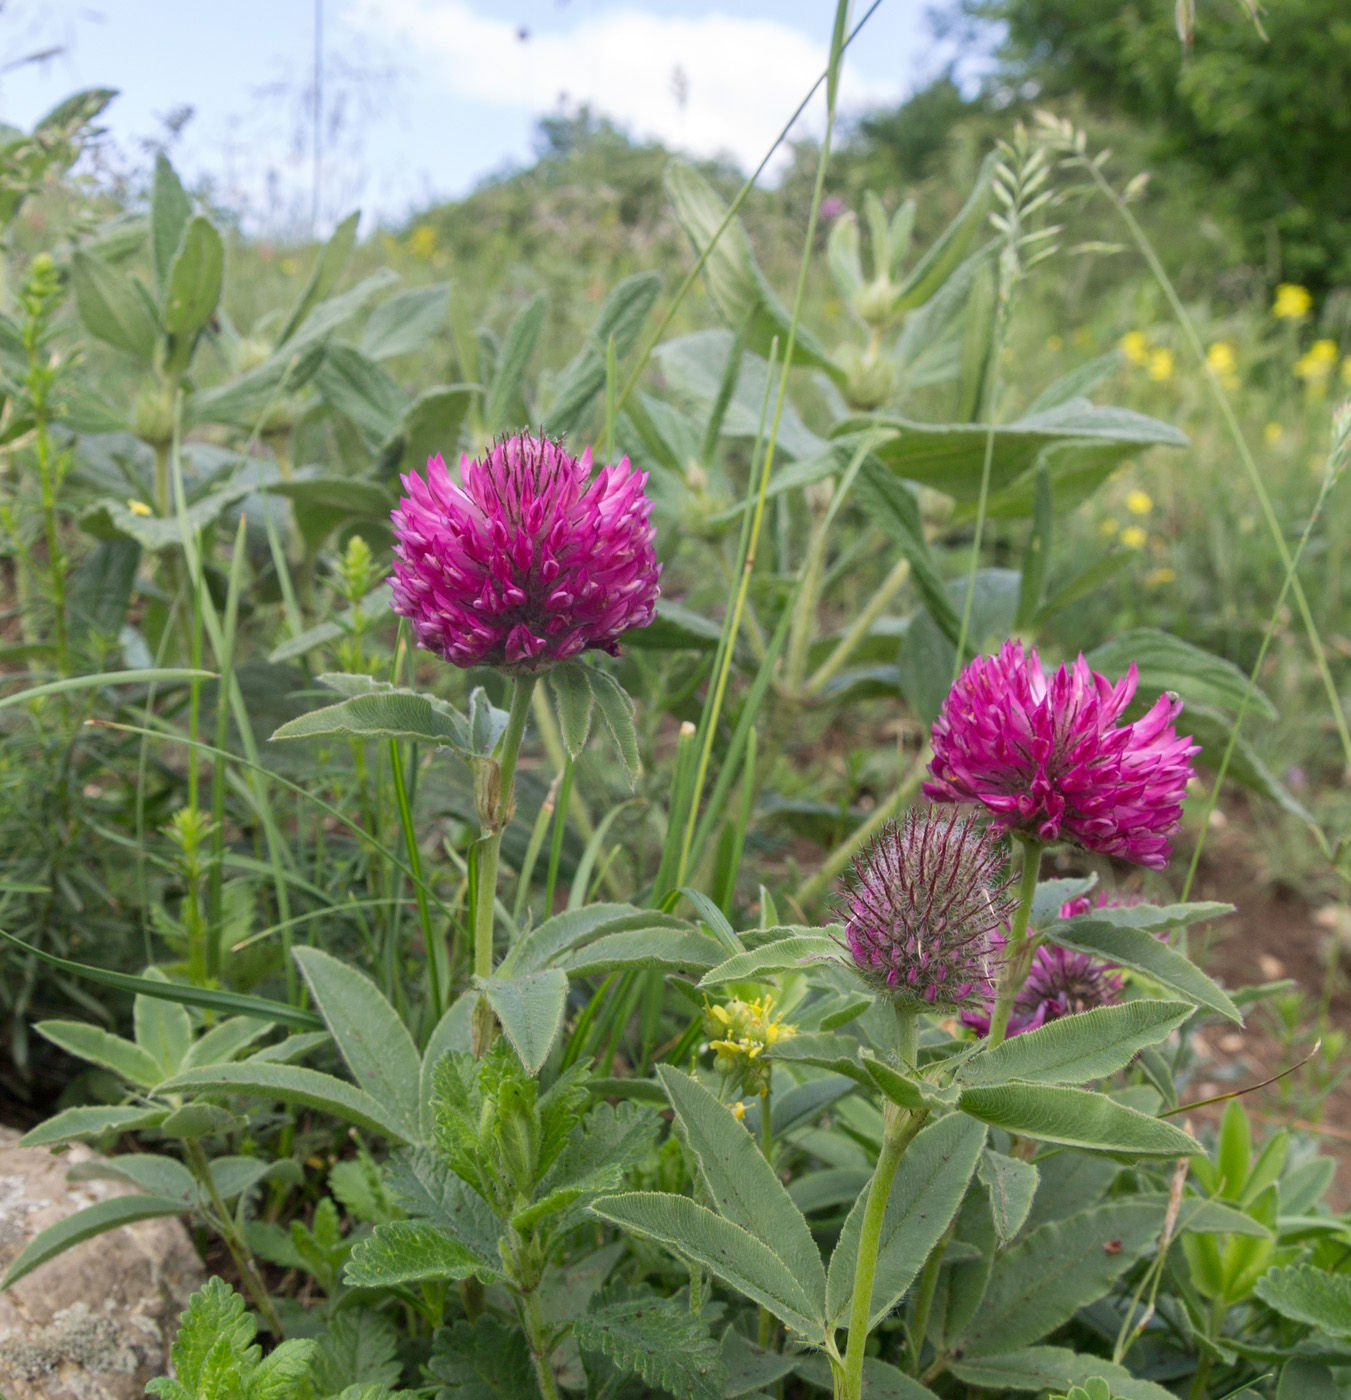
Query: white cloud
341,1,900,175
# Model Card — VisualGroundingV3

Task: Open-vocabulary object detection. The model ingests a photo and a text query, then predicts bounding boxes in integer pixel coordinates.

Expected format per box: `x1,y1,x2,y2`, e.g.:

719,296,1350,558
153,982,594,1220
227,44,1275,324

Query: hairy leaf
574,1292,724,1400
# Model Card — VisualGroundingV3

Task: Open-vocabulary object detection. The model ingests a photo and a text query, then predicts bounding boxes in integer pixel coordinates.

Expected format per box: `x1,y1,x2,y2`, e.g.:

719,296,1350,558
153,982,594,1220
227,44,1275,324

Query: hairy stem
986,839,1042,1048
521,1287,560,1400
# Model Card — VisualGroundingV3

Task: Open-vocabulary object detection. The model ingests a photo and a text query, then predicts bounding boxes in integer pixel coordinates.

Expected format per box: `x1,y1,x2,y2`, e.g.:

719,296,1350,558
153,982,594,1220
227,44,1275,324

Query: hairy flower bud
840,808,1012,1009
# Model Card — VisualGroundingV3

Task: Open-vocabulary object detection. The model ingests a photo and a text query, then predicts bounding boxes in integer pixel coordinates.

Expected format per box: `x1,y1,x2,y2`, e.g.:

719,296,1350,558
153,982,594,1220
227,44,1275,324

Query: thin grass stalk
806,555,912,697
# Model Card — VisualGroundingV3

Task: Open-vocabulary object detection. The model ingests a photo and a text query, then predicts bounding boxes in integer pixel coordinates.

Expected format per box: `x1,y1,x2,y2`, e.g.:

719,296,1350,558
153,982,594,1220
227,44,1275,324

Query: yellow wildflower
703,994,796,1097
1098,517,1119,538
1264,422,1284,445
1046,334,1063,352
1120,525,1148,549
1272,283,1312,320
127,499,153,517
1119,331,1149,366
1125,490,1153,515
1145,567,1177,586
1147,348,1174,382
408,224,437,258
731,1101,746,1121
1206,341,1236,376
1295,339,1339,383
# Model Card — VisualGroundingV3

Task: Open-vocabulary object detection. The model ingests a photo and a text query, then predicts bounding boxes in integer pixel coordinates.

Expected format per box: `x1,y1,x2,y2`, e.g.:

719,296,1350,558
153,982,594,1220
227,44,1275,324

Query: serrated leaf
698,931,842,986
427,1317,537,1399
311,1308,403,1393
589,668,641,786
548,660,594,759
826,1111,986,1329
590,1192,824,1337
957,1083,1201,1157
166,1276,257,1392
1254,1263,1351,1336
34,1019,163,1087
17,1105,167,1148
1044,920,1241,1023
475,968,568,1076
344,1219,486,1287
157,1062,414,1142
253,1339,319,1400
978,1150,1039,1243
293,945,422,1140
384,1147,502,1266
953,1201,1167,1356
0,1194,189,1289
657,1067,824,1310
948,1346,1177,1399
959,1001,1194,1086
575,1293,724,1400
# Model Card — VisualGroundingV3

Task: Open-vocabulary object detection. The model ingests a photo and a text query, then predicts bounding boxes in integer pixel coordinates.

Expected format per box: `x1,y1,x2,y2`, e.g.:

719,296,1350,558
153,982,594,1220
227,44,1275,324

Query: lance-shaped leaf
187,338,326,429
948,1346,1177,1399
475,968,568,1076
35,1020,163,1088
699,931,842,986
293,945,422,1141
72,249,159,361
557,926,725,978
589,668,641,787
18,1105,168,1148
826,1112,986,1329
484,292,545,433
1044,919,1241,1023
892,151,996,312
1,1195,189,1289
277,209,359,345
164,215,224,343
861,1055,961,1112
768,1031,871,1087
271,681,477,754
500,903,691,977
590,1192,824,1338
957,1083,1202,1157
344,1220,490,1288
1062,902,1234,934
959,1000,1194,1087
361,281,450,360
978,1150,1039,1244
1088,627,1277,721
548,660,594,758
657,1066,825,1311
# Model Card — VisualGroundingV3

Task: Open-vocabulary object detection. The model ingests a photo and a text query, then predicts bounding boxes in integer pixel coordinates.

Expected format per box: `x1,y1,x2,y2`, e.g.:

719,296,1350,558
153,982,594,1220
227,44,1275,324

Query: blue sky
0,1,954,232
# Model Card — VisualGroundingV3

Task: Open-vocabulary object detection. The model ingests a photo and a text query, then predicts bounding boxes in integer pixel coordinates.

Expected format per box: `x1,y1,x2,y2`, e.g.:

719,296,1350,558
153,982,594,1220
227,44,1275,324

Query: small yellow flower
280,257,298,276
1147,348,1174,382
1264,422,1284,445
1205,341,1236,376
1342,356,1351,386
127,499,153,517
1046,334,1063,352
408,224,437,258
1295,339,1339,383
1119,331,1149,366
730,1101,746,1121
1145,567,1177,586
1120,525,1148,549
1098,516,1119,537
1272,283,1312,320
1125,489,1153,515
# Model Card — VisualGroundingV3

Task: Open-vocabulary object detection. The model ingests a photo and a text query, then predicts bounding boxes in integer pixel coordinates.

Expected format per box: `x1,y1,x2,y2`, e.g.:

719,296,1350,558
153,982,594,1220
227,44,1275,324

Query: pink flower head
962,890,1139,1037
924,640,1198,870
390,432,660,673
840,808,1012,1009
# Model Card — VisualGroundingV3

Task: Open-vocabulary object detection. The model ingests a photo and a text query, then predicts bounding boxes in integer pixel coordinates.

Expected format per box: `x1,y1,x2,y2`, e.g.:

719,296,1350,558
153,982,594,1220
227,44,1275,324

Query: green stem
391,737,442,1023
986,840,1042,1049
521,1288,560,1400
805,555,911,697
907,1218,956,1375
757,1072,775,1350
784,487,834,694
1188,1296,1229,1400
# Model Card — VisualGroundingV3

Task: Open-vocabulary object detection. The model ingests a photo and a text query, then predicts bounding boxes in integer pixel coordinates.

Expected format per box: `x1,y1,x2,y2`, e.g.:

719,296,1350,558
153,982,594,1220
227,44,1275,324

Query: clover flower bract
841,808,1012,1009
390,432,660,673
925,640,1198,870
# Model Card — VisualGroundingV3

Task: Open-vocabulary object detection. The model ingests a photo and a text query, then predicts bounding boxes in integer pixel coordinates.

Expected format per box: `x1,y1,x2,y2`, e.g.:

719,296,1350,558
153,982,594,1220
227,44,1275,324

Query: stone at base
0,1126,205,1400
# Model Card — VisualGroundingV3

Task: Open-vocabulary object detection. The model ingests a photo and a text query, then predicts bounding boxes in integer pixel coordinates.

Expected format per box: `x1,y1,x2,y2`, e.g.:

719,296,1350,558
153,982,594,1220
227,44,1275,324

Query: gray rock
0,1126,204,1400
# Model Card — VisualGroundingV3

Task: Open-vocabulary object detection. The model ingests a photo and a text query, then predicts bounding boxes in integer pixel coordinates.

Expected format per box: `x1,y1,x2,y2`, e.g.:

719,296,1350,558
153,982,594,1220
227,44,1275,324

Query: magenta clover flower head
840,807,1013,1008
390,432,660,674
924,640,1199,870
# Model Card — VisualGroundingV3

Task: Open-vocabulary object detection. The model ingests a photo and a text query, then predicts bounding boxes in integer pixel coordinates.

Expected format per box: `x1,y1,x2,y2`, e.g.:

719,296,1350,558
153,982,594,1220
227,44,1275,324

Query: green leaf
17,1105,167,1148
34,1019,163,1087
188,338,326,429
161,1103,239,1139
548,660,594,759
794,1352,939,1397
483,292,545,432
385,1147,502,1266
271,684,478,753
1063,902,1235,935
293,945,422,1140
957,1083,1201,1157
1277,1360,1341,1400
1254,1263,1351,1336
427,1317,537,1400
0,1194,189,1289
500,903,690,977
589,668,642,786
978,1150,1039,1243
656,1066,825,1309
575,1292,724,1400
860,1056,962,1112
475,968,568,1077
72,249,160,360
948,1346,1177,1399
397,383,474,478
420,993,474,1137
837,398,1188,504
181,1016,275,1070
767,1031,871,1087
166,1276,257,1393
1045,920,1241,1023
698,931,842,986
590,1192,825,1338
343,1219,484,1287
557,926,726,978
314,342,409,442
151,152,192,292
953,1201,1168,1357
135,971,193,1077
960,1001,1195,1086
722,1329,799,1397
252,1339,319,1400
163,215,224,342
67,1153,196,1200
157,1062,414,1142
827,1112,986,1329
278,209,359,346
1030,877,1099,926
663,160,839,377
545,271,663,434
311,1307,403,1393
361,281,449,360
892,152,996,312
1087,628,1276,721
827,212,864,300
